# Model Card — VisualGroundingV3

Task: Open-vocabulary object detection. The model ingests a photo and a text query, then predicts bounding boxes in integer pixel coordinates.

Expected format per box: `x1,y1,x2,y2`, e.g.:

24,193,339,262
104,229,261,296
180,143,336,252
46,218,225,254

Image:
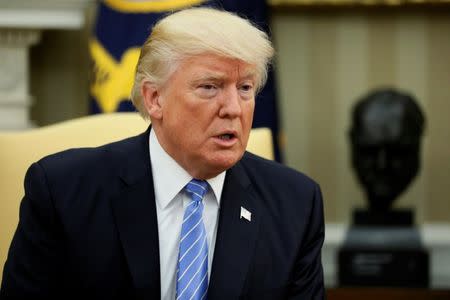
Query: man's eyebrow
240,73,257,81
192,74,225,81
189,73,227,84
190,71,257,84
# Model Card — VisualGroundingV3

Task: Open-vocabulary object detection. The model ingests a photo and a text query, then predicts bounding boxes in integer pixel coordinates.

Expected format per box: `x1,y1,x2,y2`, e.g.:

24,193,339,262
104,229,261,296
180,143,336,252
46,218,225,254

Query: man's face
145,54,256,179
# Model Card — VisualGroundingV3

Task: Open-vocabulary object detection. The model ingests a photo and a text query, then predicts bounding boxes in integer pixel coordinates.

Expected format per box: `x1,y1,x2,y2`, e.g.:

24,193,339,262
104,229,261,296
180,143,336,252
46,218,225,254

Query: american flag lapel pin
240,206,252,222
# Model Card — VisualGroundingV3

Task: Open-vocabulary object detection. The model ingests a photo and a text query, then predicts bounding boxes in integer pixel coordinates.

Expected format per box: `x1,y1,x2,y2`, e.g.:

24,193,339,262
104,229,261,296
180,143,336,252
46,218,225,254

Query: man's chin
205,152,243,174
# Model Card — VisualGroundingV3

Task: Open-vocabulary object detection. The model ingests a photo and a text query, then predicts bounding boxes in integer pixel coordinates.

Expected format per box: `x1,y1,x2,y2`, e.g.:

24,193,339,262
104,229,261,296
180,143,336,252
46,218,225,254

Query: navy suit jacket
1,128,325,299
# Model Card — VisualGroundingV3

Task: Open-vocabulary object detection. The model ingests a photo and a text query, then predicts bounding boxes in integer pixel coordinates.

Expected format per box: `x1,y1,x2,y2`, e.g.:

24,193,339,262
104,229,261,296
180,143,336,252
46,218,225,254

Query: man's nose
218,87,242,118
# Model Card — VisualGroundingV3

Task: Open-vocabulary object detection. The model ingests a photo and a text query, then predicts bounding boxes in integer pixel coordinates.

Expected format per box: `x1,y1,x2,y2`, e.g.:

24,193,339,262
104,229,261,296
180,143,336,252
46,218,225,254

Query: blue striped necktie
176,179,209,300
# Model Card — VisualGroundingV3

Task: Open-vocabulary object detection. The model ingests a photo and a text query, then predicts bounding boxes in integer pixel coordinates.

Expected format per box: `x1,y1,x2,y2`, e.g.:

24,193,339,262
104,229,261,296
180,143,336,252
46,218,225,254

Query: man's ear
141,81,163,120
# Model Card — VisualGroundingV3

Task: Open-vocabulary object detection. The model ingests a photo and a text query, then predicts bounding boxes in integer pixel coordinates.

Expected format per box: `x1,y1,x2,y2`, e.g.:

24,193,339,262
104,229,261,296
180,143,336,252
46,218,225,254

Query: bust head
349,88,425,211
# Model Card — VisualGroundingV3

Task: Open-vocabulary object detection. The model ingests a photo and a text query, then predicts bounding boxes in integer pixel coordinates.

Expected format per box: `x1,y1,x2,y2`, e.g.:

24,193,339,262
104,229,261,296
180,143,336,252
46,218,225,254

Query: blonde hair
130,7,274,119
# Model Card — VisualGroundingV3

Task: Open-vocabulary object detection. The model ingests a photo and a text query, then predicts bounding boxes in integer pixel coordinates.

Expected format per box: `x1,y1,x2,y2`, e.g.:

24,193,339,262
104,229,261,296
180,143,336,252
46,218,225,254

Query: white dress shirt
149,129,225,300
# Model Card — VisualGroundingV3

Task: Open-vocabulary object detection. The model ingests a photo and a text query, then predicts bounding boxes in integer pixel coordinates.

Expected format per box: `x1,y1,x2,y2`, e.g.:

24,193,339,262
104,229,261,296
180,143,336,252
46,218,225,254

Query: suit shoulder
240,152,319,190
36,133,142,175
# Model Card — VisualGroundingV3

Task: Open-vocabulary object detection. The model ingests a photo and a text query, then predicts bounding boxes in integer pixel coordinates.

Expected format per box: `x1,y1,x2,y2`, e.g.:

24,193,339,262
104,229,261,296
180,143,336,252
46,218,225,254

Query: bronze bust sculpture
339,89,429,288
349,88,425,212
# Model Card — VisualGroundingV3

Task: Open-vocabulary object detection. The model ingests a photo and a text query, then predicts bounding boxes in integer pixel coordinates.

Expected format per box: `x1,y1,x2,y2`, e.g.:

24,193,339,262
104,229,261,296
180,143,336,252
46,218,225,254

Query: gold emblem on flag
104,0,206,13
89,39,140,112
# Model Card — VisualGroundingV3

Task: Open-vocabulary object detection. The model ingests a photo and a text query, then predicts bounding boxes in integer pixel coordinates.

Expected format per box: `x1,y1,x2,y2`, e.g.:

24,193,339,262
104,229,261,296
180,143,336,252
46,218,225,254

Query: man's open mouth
218,133,235,140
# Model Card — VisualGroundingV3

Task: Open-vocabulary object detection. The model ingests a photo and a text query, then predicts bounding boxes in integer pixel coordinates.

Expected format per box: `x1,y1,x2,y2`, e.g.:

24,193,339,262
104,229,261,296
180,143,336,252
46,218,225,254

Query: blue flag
90,0,281,161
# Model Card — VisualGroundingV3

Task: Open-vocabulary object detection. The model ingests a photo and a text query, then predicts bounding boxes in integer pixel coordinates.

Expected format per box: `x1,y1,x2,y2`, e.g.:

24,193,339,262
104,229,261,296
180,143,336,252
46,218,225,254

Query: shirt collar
149,128,225,209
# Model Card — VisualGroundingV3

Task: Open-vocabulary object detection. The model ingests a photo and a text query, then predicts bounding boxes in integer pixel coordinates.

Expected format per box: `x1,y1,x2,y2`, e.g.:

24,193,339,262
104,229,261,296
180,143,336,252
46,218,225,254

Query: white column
0,0,93,130
0,29,40,129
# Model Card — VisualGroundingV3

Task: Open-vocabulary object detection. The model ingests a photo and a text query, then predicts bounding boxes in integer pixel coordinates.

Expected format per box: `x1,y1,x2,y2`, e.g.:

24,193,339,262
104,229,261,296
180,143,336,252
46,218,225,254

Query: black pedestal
338,209,429,287
353,209,414,226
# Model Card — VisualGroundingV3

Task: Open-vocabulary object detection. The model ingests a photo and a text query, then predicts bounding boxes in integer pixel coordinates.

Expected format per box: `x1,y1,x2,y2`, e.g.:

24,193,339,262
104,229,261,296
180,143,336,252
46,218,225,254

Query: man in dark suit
1,7,324,299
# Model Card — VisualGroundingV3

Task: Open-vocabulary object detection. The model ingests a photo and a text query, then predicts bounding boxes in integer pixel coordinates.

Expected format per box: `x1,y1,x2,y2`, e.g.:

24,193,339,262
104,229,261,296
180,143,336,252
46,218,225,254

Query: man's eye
240,84,253,92
195,84,219,98
200,84,216,90
239,84,255,99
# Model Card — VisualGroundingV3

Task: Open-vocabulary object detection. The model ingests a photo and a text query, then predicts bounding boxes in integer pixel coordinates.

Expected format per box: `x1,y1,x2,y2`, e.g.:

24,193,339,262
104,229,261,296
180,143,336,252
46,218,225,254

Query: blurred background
1,0,449,296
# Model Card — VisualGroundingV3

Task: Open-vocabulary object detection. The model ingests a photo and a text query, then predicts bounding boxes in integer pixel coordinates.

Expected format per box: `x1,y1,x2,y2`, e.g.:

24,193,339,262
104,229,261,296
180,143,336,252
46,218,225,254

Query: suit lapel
109,130,260,298
110,128,161,299
208,159,261,299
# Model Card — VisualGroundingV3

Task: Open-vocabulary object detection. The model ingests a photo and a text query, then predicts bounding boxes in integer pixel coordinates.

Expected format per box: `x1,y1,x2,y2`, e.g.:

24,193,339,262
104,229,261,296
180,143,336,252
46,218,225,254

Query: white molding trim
0,0,93,29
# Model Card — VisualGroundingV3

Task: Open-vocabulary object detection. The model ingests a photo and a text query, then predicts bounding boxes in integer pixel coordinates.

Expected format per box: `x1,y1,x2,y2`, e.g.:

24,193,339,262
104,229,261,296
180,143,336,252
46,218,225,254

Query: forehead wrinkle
236,61,255,76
